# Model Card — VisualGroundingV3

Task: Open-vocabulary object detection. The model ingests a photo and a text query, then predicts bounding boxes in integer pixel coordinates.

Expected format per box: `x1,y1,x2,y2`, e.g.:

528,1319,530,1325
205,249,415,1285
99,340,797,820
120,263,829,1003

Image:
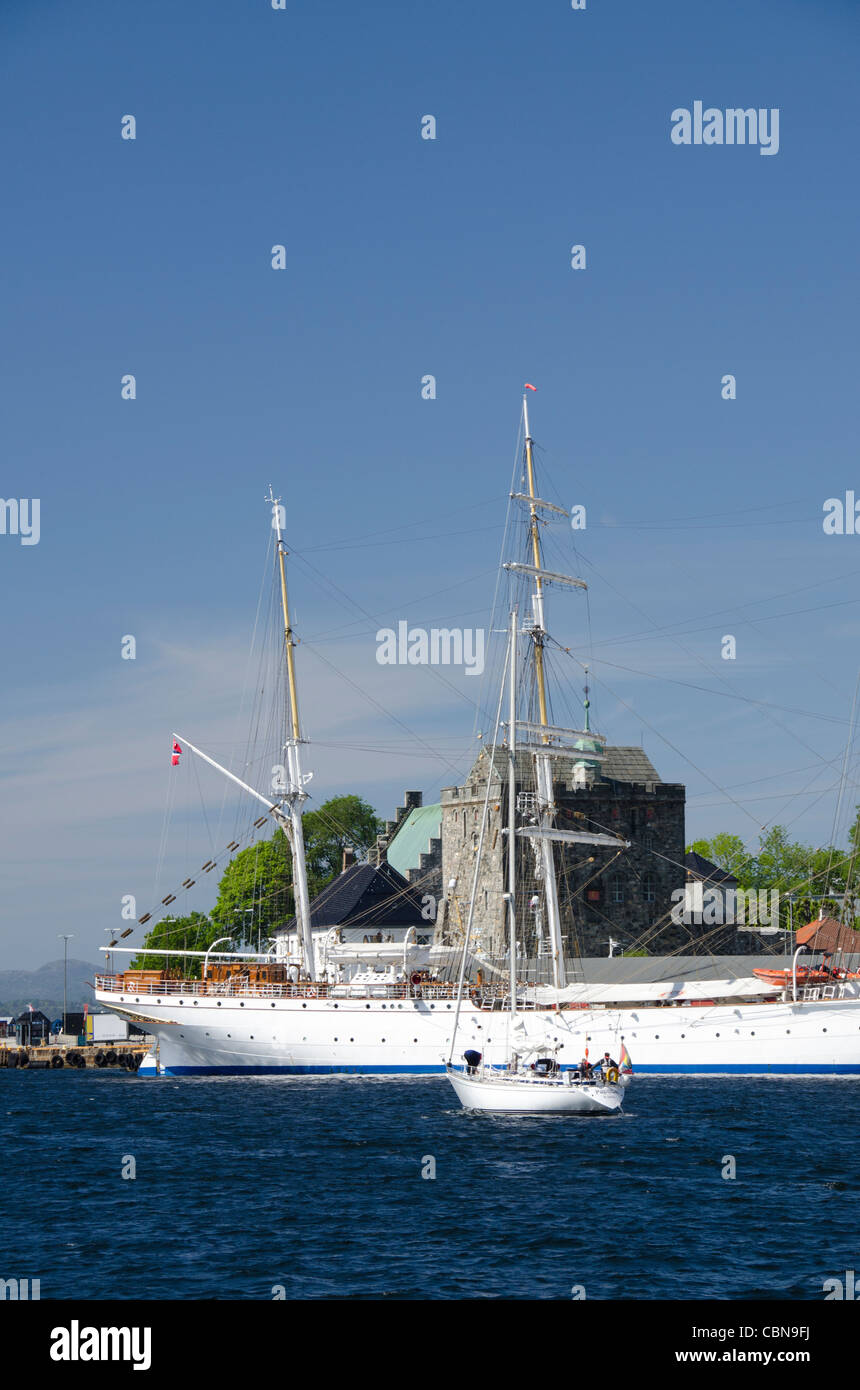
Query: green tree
210,833,293,947
303,794,382,894
687,833,754,883
133,911,213,977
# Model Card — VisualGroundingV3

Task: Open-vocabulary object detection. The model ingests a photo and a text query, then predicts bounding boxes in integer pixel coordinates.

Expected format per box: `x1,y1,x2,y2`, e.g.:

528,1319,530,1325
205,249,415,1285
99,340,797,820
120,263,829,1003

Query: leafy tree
303,794,382,893
687,833,753,883
210,833,293,947
133,911,213,977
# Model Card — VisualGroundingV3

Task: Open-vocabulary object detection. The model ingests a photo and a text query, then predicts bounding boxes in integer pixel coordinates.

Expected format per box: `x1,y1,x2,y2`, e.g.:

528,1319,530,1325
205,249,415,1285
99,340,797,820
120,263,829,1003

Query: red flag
524,383,537,391
171,740,182,767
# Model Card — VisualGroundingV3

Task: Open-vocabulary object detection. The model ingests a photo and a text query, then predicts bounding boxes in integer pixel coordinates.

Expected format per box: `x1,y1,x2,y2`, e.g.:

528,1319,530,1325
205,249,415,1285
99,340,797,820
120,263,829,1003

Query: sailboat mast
267,488,316,981
508,608,518,1021
522,393,550,729
520,392,566,991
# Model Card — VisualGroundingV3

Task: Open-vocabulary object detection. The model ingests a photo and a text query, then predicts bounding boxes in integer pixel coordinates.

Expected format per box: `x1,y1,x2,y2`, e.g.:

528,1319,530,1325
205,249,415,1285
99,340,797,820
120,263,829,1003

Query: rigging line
282,544,497,729
299,493,507,554
576,651,854,727
477,428,521,749
301,568,499,644
531,441,808,528
298,641,465,778
686,757,844,795
301,522,505,554
825,671,860,906
213,533,276,857
448,614,511,1064
592,517,812,532
579,562,860,654
549,638,762,830
587,594,860,652
558,554,834,771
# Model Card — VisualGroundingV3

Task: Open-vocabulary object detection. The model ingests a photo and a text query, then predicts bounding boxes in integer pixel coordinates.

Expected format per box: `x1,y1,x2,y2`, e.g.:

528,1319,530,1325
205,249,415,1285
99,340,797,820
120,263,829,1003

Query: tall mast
508,608,518,1022
267,487,316,980
522,392,550,729
519,392,566,990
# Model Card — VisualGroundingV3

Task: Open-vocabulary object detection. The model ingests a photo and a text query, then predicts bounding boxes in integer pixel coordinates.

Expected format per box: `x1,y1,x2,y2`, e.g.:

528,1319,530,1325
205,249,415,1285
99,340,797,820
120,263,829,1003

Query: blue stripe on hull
143,1061,860,1077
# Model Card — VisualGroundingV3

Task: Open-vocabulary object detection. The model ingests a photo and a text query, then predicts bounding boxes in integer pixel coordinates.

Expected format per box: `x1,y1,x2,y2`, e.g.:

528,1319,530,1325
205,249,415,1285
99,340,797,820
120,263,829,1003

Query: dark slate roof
454,743,666,792
283,861,428,932
601,747,662,786
684,851,737,886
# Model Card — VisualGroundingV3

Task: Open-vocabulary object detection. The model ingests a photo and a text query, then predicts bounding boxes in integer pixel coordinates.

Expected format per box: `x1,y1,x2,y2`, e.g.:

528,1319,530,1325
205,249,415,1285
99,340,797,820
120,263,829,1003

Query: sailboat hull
446,1066,624,1113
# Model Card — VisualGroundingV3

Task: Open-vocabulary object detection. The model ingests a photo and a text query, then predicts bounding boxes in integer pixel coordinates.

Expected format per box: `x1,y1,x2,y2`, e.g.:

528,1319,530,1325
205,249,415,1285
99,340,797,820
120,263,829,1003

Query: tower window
643,873,656,904
611,877,624,905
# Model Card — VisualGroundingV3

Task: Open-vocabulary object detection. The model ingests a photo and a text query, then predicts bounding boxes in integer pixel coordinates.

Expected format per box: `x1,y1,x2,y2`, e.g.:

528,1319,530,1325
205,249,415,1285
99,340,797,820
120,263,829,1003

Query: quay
0,1042,149,1071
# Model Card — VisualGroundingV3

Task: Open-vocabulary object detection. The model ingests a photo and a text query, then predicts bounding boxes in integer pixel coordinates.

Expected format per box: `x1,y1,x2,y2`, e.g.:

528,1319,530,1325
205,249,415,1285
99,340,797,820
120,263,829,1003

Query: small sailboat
445,481,633,1113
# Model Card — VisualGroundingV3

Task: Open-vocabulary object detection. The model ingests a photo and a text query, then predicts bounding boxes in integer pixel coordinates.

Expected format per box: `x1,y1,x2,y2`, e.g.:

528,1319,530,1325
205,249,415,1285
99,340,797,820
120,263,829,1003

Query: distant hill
0,958,98,1020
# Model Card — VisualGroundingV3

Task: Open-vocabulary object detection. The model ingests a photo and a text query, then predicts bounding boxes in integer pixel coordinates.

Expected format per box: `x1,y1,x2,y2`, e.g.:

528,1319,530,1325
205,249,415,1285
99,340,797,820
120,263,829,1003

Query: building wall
438,746,694,961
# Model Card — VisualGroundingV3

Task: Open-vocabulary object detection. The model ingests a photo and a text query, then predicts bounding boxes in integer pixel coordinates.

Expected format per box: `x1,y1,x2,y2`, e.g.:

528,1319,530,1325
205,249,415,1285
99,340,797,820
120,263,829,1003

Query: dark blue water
2,1073,857,1300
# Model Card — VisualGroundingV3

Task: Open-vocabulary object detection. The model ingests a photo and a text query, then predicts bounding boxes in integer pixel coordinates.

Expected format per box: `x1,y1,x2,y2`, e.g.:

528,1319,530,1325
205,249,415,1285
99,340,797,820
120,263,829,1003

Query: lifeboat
753,966,857,987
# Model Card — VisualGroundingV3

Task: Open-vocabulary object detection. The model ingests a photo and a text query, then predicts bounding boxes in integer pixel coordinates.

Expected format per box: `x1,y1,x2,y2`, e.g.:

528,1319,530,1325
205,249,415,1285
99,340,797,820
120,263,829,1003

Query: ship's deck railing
93,974,528,1003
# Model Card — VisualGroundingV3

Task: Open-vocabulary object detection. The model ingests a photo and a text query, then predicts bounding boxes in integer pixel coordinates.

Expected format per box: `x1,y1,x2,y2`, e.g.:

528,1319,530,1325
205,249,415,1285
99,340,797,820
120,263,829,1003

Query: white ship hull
95,985,860,1077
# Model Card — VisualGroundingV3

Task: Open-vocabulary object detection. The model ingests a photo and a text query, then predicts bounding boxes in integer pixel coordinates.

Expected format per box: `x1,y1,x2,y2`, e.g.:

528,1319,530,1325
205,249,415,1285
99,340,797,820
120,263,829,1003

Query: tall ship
94,398,860,1075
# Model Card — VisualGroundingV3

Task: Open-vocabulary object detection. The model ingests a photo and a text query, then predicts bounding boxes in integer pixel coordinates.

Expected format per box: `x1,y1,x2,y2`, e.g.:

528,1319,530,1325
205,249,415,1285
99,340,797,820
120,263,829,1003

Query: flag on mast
171,741,182,767
524,382,537,391
619,1042,633,1074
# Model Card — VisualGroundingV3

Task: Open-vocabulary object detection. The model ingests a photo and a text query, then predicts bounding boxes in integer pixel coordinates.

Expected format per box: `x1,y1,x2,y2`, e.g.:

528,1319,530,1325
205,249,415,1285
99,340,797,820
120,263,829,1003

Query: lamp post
58,934,75,1037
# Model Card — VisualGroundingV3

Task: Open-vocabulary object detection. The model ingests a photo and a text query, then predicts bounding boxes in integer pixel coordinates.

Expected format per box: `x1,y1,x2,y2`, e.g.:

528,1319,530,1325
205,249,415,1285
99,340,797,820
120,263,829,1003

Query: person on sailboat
596,1051,618,1076
577,1055,593,1081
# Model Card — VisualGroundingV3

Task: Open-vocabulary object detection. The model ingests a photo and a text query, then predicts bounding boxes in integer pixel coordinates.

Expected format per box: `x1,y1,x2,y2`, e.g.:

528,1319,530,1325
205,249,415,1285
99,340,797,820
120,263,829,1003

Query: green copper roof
387,803,442,877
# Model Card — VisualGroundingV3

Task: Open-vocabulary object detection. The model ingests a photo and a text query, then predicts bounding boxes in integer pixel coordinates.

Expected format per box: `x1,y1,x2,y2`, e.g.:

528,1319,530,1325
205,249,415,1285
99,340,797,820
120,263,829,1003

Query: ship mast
267,487,316,980
504,392,624,991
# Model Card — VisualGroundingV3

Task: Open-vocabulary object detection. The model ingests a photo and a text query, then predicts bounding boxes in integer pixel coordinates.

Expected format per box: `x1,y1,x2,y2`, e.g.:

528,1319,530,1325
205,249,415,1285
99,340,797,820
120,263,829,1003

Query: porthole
334,1004,338,1009
681,1034,685,1039
334,1038,338,1042
350,1038,354,1042
217,1002,221,1008
446,1004,452,1009
193,1001,198,1006
365,1004,370,1010
823,1028,827,1033
240,1003,245,1008
180,1000,184,1006
382,1038,386,1043
227,1033,231,1038
271,1003,275,1008
302,1004,307,1010
430,1004,435,1010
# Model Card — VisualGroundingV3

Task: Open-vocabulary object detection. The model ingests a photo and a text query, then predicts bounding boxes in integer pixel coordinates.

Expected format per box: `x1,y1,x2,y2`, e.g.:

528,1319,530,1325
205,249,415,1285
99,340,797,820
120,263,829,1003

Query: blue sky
2,0,860,967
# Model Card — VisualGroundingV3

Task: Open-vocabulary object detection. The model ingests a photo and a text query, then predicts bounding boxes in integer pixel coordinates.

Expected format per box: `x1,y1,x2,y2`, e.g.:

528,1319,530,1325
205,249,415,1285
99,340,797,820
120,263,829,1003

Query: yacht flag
171,741,182,767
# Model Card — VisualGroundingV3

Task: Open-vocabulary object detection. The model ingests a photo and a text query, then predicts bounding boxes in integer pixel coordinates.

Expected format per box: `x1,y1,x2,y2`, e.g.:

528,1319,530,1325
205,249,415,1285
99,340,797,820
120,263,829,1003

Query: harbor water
3,1072,857,1300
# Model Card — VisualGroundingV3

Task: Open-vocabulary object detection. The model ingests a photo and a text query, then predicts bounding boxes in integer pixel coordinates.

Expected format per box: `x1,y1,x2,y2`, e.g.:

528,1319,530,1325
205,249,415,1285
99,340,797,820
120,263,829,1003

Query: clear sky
2,0,860,967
